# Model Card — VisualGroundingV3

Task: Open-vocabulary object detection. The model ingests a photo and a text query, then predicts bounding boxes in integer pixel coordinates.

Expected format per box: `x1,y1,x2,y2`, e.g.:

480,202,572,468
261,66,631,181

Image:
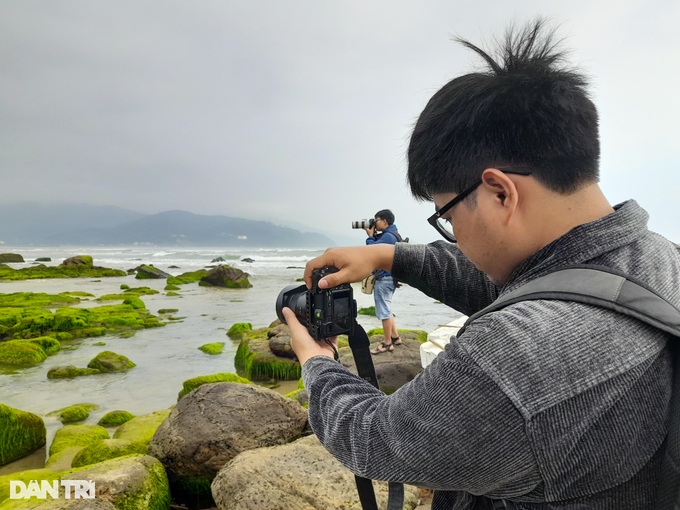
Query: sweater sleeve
301,340,541,497
390,240,500,316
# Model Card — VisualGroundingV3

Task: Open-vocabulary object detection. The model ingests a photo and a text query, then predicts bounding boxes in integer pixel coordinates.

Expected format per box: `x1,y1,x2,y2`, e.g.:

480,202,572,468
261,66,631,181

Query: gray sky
1,1,678,245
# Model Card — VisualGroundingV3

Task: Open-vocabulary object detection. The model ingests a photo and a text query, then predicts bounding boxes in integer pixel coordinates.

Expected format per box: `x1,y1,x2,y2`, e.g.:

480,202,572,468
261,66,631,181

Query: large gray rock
339,332,424,394
200,264,252,288
267,324,296,359
212,434,421,510
148,382,307,507
0,253,24,263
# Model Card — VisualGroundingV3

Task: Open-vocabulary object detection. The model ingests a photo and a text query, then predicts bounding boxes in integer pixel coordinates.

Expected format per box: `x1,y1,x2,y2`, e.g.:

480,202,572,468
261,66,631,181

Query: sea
0,245,461,472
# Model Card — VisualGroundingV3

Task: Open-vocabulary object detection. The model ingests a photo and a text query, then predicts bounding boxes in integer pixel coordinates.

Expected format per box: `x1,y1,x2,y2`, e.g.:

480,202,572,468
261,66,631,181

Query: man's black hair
407,18,600,200
375,209,395,225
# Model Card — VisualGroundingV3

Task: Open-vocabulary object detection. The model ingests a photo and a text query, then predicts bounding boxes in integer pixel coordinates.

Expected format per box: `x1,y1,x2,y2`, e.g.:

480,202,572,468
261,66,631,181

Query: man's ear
480,168,519,211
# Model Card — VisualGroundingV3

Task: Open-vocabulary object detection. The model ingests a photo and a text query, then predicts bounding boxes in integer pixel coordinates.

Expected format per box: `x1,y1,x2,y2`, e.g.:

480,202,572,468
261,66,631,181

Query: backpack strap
456,265,680,510
458,265,680,338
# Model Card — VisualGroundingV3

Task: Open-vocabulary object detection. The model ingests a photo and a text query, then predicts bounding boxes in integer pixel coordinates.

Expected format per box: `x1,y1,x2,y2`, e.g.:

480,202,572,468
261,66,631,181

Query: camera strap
348,322,405,510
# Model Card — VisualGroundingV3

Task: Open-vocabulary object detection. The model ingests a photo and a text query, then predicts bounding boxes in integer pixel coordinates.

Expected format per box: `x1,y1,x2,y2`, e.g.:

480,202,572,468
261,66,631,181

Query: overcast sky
1,1,678,245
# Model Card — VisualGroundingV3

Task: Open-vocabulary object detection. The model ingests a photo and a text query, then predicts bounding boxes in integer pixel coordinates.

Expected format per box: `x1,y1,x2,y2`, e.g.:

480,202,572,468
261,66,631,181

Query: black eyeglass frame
427,167,533,243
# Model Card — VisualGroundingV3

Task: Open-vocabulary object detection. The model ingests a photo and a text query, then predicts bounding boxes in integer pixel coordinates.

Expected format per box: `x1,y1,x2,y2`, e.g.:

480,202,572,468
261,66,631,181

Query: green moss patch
48,424,110,457
48,404,99,424
0,263,126,281
47,365,101,379
235,338,301,381
0,340,47,366
87,351,136,373
0,292,80,308
71,438,146,468
112,409,172,450
166,269,208,286
198,342,224,355
0,404,46,466
358,305,376,316
227,322,252,338
98,410,135,427
178,373,250,400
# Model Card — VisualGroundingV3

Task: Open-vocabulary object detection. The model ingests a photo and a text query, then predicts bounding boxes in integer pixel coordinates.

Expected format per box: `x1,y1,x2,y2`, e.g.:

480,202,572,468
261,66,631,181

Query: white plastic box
419,315,468,368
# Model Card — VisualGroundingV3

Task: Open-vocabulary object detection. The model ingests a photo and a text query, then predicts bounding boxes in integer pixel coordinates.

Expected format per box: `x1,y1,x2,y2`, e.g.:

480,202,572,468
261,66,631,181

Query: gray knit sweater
301,200,680,509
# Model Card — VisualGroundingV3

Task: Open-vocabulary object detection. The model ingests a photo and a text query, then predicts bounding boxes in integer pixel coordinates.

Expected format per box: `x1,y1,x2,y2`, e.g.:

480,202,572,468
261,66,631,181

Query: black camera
275,266,356,340
351,218,375,229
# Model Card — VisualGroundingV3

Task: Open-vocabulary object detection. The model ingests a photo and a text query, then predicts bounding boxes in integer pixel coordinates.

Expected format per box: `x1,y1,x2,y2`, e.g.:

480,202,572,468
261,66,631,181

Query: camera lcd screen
332,290,351,330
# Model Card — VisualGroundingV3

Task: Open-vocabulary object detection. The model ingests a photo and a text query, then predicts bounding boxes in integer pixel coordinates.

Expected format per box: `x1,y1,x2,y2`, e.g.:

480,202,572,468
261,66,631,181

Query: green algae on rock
0,340,47,366
47,364,101,379
166,269,208,286
112,409,172,451
71,438,147,468
198,342,225,355
0,404,46,466
98,410,135,427
87,351,136,373
226,322,252,338
48,424,110,458
235,335,301,381
200,264,252,288
0,260,126,281
48,404,99,424
177,373,250,400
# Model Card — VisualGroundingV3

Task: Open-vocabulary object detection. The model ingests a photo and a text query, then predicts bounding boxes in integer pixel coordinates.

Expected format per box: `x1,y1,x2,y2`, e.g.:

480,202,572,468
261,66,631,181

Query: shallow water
0,245,461,470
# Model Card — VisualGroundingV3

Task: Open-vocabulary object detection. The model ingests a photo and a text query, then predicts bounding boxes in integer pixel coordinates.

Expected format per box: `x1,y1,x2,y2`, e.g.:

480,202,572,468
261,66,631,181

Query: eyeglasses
427,167,532,243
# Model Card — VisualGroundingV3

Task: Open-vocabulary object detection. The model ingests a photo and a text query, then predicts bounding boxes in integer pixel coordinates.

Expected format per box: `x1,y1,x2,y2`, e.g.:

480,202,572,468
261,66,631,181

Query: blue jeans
373,277,395,320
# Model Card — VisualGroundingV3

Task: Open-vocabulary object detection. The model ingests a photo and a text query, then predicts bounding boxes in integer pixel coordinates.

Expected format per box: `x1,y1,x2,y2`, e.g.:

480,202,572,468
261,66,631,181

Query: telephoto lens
351,218,375,229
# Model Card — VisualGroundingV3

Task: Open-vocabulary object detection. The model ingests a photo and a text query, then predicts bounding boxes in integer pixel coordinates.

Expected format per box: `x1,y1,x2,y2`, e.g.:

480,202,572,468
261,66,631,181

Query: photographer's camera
275,266,356,340
351,219,375,229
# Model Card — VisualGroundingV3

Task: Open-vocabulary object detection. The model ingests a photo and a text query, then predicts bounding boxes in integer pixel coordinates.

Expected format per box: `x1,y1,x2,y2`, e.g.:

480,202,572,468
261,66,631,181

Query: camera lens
275,284,308,326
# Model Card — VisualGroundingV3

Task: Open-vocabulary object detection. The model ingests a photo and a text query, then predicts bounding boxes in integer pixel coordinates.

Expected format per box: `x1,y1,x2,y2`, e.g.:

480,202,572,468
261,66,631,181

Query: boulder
0,340,47,366
200,264,252,288
60,255,93,267
71,438,146,468
134,264,171,279
49,424,110,458
340,332,425,394
148,382,307,507
267,324,295,359
63,454,170,510
0,404,46,466
211,434,421,510
0,253,24,263
47,365,101,379
87,351,136,373
98,410,135,427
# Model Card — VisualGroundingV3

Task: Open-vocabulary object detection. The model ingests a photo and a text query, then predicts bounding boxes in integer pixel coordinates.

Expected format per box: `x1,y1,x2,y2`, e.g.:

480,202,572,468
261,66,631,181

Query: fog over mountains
0,203,337,247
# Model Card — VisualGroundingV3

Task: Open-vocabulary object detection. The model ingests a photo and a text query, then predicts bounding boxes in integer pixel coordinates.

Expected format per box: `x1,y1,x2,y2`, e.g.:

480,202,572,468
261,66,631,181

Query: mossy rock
0,253,24,263
122,295,146,310
48,404,99,424
0,340,47,366
166,269,208,286
0,292,79,308
47,364,101,379
198,342,224,355
112,409,172,450
199,265,252,288
177,373,250,400
61,255,93,267
157,308,179,314
0,262,126,281
98,410,135,427
48,424,110,457
164,284,180,291
0,404,46,466
71,438,147,468
234,338,301,381
64,454,171,510
87,351,136,373
25,336,61,355
123,287,159,296
227,322,252,338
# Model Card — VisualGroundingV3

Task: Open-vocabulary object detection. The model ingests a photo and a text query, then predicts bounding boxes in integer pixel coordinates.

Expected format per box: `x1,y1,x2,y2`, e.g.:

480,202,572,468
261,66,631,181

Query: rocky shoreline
1,253,434,509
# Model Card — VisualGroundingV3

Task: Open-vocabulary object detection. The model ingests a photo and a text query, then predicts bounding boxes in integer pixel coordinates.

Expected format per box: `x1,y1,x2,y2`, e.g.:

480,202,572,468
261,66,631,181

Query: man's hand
365,226,375,237
283,308,337,365
303,244,396,289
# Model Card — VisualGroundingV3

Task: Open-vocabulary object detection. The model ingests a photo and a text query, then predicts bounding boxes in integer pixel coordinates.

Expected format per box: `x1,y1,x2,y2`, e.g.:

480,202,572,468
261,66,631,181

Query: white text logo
9,480,95,500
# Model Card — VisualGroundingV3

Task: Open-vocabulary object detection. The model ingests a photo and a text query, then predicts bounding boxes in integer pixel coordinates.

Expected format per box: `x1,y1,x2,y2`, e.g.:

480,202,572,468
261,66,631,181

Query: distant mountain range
0,203,336,247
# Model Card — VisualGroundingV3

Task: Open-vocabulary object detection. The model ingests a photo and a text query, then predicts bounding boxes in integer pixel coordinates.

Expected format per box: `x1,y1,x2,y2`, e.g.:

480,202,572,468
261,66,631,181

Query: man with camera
362,209,401,354
282,19,680,509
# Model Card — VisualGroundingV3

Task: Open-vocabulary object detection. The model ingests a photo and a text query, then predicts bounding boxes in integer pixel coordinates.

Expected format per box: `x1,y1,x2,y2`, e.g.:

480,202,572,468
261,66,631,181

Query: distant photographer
363,209,401,354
